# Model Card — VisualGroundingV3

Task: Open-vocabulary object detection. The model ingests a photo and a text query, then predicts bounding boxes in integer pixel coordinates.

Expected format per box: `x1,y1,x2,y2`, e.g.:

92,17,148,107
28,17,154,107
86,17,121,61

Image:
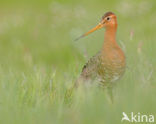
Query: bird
75,12,126,87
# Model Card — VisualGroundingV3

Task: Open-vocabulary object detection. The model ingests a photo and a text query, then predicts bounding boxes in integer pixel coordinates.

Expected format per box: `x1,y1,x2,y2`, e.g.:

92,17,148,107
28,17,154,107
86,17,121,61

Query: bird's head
75,12,117,41
101,12,117,29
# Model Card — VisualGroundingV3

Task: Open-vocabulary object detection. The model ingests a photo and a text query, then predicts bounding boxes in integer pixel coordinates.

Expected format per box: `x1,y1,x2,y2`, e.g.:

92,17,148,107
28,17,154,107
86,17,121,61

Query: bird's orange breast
97,45,126,83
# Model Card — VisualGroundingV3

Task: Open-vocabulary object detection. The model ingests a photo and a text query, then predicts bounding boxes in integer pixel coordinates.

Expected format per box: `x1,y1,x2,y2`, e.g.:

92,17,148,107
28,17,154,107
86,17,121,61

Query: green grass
0,0,156,124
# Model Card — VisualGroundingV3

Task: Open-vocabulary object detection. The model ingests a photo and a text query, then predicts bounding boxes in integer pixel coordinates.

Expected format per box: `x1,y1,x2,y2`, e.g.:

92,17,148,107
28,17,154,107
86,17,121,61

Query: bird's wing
81,52,101,79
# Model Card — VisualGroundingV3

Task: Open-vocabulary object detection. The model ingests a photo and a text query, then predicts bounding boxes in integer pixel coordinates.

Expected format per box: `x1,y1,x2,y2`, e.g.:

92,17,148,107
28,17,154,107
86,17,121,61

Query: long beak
75,23,104,41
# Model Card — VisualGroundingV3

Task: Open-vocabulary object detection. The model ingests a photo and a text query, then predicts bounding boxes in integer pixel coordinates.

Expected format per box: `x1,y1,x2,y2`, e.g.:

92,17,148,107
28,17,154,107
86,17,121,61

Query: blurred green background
0,0,156,124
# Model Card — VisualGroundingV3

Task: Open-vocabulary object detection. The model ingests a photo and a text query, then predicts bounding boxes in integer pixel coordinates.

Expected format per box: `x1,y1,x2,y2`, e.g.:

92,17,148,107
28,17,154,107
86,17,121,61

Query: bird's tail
65,74,89,99
64,82,75,100
75,74,88,87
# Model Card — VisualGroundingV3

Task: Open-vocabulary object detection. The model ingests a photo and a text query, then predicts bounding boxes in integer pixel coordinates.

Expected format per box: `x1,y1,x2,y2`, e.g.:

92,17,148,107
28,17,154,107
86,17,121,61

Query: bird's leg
107,86,114,104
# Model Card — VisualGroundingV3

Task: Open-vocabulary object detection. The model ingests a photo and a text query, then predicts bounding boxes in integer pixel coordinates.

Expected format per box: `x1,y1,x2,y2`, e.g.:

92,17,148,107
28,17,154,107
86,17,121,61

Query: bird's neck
103,26,117,48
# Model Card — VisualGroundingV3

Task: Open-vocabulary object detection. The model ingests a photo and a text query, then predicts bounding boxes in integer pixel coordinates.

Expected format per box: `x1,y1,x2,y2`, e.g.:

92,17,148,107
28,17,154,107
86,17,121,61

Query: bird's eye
106,17,110,21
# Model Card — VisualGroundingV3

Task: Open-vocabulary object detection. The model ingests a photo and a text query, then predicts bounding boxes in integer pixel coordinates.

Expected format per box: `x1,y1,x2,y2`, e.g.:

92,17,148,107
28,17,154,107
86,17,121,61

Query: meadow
0,0,156,124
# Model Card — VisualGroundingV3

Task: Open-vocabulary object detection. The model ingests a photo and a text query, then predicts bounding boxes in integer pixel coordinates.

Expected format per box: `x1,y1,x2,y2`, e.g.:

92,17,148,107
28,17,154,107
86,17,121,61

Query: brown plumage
102,12,114,19
76,12,126,87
